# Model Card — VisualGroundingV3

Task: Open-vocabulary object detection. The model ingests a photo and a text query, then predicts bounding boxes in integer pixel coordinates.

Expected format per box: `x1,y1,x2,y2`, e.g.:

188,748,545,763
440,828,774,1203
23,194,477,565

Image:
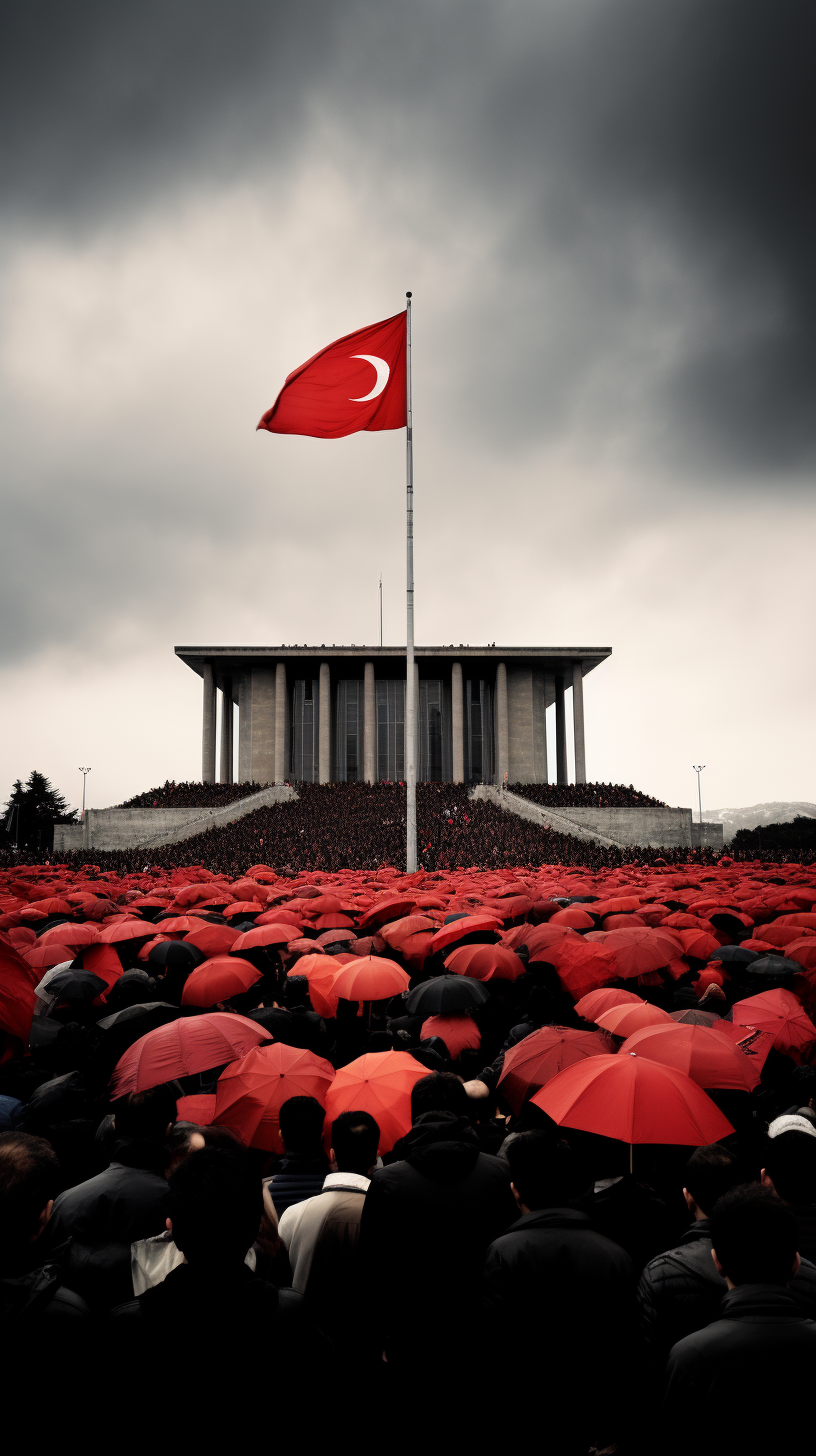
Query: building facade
175,644,612,787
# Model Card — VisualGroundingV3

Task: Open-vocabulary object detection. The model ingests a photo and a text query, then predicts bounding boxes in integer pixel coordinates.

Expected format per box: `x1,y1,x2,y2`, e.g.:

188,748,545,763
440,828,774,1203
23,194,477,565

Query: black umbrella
148,941,205,970
748,955,801,979
96,1001,181,1036
404,975,491,1017
708,945,758,965
45,969,107,1003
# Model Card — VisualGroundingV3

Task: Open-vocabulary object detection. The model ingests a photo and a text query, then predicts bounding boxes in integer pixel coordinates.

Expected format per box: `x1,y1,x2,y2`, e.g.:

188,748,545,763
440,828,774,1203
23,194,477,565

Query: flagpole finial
406,291,412,298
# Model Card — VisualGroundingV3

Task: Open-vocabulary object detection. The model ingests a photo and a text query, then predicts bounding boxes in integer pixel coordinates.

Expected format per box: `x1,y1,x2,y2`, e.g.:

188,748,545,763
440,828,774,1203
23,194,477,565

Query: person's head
112,1084,178,1143
683,1144,742,1220
0,1132,61,1271
410,1072,468,1124
165,1123,206,1175
710,1185,799,1288
506,1132,588,1212
463,1079,497,1123
762,1131,816,1206
330,1111,380,1175
168,1146,261,1270
278,1095,325,1154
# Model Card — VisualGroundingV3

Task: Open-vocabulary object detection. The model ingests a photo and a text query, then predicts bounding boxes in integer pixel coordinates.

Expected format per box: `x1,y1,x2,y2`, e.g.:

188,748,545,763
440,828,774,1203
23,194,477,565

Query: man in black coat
663,1186,816,1454
483,1132,634,1454
0,1131,89,1330
359,1073,516,1374
46,1084,175,1309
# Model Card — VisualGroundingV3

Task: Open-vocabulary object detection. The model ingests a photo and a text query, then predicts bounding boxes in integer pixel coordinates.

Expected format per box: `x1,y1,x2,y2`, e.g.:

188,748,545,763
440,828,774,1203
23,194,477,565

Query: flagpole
405,291,417,873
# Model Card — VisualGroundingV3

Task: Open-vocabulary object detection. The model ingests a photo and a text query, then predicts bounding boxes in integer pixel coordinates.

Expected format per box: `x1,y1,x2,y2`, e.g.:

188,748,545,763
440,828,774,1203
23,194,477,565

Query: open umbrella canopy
730,988,816,1064
404,974,491,1017
147,940,204,970
43,969,107,1003
183,924,241,957
98,919,155,944
596,1002,675,1037
323,1050,429,1154
38,923,99,947
619,1023,759,1091
24,944,77,971
498,1025,611,1113
212,1042,335,1152
419,1014,481,1059
111,1011,267,1095
380,915,440,949
574,988,644,1022
330,957,410,1002
532,1053,734,1145
232,923,301,950
444,943,525,982
181,956,263,1007
429,914,501,954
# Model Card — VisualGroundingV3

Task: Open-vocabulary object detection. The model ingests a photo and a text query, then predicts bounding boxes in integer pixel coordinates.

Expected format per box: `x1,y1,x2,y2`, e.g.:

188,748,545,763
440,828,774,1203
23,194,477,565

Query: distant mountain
702,802,816,842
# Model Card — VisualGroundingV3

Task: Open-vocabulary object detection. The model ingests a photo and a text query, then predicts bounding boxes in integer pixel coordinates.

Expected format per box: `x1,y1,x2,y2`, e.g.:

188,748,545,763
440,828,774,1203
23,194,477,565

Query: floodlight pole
692,765,705,827
379,573,383,647
79,767,91,820
405,292,417,873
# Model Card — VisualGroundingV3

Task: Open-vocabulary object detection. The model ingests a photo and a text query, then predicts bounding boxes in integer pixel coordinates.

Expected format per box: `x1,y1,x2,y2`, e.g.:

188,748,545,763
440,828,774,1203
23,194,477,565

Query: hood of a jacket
395,1111,482,1183
509,1206,594,1235
679,1218,712,1245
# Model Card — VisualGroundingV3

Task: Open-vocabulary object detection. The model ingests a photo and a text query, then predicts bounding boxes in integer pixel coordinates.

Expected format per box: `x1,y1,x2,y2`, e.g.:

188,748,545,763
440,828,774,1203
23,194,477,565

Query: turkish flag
257,310,407,439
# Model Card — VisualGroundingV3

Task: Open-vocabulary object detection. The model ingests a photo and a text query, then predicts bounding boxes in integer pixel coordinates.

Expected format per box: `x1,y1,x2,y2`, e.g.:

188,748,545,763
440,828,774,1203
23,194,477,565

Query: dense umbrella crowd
516,782,667,809
122,780,268,808
2,850,816,1448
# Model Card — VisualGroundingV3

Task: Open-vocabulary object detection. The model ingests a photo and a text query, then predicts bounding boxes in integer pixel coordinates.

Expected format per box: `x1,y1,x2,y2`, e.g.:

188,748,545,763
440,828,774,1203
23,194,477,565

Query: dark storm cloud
3,0,813,470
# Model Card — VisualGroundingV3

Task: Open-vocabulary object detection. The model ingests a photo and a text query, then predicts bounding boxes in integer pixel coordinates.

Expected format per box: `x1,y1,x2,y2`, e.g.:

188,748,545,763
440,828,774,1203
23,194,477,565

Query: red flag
257,310,407,439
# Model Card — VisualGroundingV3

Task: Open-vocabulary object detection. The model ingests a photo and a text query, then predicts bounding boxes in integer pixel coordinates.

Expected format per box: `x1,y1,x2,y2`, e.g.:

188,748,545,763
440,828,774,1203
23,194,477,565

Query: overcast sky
2,0,814,816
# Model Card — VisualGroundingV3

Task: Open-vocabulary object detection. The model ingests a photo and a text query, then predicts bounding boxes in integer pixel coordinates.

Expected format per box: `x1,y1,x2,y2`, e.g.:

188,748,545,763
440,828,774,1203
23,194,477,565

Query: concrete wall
54,784,297,853
472,787,724,850
507,668,548,784
538,804,724,850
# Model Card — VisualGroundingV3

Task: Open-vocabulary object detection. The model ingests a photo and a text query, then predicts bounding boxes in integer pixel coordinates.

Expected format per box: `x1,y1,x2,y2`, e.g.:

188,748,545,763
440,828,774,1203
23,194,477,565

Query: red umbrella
420,1014,481,1059
331,957,410,1001
176,1093,217,1125
531,939,619,1000
574,988,644,1022
731,989,816,1065
324,1050,429,1154
444,944,525,981
181,956,263,1007
231,923,300,950
24,944,76,971
0,969,37,1040
358,897,417,930
183,924,241,956
498,1025,611,1113
111,1011,267,1095
548,907,597,930
599,930,683,980
380,914,439,948
26,897,73,915
532,1053,734,1146
315,913,355,930
784,938,816,972
429,914,501,954
212,1043,335,1152
39,923,99,947
98,919,155,944
602,913,647,930
678,928,723,961
158,915,208,935
619,1023,759,1091
596,1003,675,1037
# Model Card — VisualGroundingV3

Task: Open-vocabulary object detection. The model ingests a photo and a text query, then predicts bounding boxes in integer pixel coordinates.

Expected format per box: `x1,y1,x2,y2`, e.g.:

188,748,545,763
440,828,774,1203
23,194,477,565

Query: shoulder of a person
667,1319,728,1368
110,1297,141,1321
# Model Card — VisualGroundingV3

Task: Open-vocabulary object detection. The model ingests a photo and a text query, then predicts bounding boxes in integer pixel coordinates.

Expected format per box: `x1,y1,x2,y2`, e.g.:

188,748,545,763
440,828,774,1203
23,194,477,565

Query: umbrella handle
629,1143,633,1176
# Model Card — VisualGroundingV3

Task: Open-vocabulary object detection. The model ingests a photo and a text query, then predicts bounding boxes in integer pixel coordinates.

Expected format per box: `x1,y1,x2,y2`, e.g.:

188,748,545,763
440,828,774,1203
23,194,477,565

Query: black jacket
590,1174,682,1274
639,1218,816,1356
663,1285,816,1453
266,1152,330,1217
360,1111,516,1368
112,1263,325,1397
46,1137,169,1309
484,1207,635,1447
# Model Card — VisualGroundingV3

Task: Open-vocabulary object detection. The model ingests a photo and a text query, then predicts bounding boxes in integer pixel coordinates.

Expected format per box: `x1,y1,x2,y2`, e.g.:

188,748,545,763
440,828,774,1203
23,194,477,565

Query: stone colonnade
202,658,588,786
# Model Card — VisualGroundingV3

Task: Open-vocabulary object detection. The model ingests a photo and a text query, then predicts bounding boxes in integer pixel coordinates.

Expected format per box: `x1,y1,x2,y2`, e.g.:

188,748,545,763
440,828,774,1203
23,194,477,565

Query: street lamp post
692,765,705,828
79,767,91,820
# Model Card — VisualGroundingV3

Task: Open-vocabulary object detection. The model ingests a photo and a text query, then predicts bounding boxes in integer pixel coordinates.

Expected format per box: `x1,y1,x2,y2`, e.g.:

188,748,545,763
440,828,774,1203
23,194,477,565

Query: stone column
274,663,287,784
219,678,233,784
202,663,216,784
238,674,252,782
555,674,567,785
364,662,376,783
572,661,586,784
451,661,464,784
250,668,275,783
496,662,509,786
318,662,331,784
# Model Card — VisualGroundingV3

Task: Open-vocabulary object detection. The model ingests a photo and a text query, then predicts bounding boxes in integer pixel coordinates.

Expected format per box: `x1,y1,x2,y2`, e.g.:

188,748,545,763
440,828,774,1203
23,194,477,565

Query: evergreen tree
2,770,78,851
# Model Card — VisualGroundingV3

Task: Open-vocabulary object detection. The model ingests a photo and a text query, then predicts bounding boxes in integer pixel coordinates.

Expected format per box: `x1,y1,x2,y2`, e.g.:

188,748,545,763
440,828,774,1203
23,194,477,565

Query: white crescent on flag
349,354,390,402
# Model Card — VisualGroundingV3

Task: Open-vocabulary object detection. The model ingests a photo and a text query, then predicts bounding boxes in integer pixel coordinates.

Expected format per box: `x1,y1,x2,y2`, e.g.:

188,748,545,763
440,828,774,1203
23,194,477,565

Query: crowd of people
2,851,816,1448
518,782,667,809
122,780,265,808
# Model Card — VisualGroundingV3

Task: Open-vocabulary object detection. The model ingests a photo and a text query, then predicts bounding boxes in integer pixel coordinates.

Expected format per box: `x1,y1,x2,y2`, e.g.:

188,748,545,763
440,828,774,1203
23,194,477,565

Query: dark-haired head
710,1185,799,1287
0,1132,61,1273
683,1144,741,1219
506,1132,589,1211
168,1146,261,1269
411,1072,468,1123
278,1095,325,1154
330,1111,380,1175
